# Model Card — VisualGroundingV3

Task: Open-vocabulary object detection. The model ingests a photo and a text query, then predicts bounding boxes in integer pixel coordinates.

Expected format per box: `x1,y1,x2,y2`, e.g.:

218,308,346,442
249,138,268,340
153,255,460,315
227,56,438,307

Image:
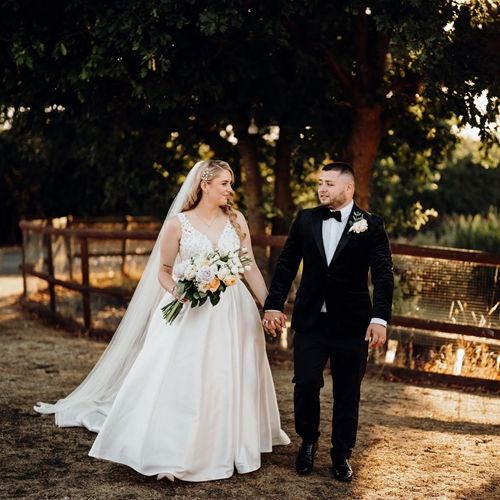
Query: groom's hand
365,323,387,349
263,311,287,337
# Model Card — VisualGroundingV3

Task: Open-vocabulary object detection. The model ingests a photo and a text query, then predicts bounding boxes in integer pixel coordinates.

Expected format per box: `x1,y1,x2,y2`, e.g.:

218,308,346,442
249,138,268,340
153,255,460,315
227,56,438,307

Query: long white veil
34,161,206,431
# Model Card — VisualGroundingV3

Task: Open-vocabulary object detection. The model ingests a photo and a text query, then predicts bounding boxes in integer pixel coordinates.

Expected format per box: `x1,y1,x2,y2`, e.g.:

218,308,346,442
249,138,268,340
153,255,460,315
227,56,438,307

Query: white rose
184,264,197,280
196,266,215,284
173,260,188,279
210,253,222,264
194,255,209,267
349,219,368,234
217,267,229,280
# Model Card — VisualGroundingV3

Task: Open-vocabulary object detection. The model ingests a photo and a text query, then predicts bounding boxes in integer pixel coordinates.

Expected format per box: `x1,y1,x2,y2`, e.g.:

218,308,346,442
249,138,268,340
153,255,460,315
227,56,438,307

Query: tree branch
374,31,390,86
389,74,423,94
323,50,353,93
353,6,370,94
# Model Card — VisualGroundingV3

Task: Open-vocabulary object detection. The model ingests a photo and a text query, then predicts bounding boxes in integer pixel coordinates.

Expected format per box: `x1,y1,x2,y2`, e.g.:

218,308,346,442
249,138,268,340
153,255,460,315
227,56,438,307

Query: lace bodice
177,213,240,260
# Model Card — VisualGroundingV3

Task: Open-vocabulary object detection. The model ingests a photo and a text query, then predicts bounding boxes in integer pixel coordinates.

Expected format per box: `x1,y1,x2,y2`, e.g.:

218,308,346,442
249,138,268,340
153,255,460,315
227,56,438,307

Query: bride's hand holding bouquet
162,247,252,325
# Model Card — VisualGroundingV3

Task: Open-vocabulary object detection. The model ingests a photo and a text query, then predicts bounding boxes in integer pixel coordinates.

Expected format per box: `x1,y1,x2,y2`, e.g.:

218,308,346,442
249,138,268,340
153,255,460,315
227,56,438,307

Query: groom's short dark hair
322,162,355,181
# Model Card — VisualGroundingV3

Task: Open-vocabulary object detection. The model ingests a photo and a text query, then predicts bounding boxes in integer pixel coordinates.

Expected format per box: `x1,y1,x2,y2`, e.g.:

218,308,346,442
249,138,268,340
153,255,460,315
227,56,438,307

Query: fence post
21,230,27,299
44,231,56,314
121,216,128,277
66,216,74,282
80,237,92,331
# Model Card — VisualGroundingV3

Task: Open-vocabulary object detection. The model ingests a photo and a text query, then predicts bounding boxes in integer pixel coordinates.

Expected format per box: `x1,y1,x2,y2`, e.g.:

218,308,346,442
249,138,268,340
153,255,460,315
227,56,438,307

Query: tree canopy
1,0,498,243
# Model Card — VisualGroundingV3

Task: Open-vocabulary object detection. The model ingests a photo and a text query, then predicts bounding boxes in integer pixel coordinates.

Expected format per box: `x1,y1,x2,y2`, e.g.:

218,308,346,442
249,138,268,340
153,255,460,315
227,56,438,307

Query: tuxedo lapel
329,204,357,266
312,208,328,265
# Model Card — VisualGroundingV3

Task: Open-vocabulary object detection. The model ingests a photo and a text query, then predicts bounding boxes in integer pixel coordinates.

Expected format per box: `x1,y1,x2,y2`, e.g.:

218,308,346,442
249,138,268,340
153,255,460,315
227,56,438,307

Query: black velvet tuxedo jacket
264,204,394,335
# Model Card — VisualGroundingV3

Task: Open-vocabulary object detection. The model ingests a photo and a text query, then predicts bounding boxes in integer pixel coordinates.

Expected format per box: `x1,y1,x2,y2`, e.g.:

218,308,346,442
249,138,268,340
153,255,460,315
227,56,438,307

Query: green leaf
209,294,220,306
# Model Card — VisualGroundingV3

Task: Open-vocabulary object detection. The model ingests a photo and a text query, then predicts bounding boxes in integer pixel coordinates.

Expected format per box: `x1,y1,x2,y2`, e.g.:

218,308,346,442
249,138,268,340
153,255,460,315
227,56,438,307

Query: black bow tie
322,207,342,222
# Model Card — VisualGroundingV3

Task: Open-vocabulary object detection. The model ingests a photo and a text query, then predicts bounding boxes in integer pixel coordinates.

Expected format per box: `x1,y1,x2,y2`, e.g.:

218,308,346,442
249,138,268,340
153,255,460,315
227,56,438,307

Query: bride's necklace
194,211,220,228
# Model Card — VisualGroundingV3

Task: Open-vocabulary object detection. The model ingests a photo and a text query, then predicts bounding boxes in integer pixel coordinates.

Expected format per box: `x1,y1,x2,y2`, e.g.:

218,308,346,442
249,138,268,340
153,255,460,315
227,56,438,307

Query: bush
412,208,500,253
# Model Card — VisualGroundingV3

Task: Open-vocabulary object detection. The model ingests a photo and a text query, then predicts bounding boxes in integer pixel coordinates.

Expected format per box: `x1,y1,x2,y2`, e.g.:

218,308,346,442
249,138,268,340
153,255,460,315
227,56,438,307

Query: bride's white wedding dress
88,213,290,481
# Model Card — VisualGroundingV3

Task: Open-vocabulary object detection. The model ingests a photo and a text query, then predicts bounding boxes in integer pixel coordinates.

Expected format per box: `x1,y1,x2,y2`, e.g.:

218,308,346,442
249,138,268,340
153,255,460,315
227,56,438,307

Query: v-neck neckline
180,213,231,249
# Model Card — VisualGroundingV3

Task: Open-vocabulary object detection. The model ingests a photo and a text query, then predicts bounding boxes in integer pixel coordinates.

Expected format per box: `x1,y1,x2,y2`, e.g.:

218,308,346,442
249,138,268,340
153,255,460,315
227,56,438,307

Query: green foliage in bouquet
161,247,252,325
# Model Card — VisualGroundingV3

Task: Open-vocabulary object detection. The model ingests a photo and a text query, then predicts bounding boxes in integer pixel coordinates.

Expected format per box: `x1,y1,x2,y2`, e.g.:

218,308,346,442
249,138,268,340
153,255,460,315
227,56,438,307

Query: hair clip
201,168,211,181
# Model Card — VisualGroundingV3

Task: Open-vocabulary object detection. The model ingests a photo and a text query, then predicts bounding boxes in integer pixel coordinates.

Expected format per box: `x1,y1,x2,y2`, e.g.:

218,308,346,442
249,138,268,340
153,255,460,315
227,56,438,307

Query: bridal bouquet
161,247,252,325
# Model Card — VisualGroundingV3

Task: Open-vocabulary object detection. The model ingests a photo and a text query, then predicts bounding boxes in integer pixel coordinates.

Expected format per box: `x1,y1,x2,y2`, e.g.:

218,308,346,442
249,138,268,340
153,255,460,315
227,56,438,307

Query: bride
35,159,290,482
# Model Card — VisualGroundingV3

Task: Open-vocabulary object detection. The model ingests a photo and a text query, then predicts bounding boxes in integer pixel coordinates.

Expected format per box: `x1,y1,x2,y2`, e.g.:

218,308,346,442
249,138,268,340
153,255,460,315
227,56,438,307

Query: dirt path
1,295,499,500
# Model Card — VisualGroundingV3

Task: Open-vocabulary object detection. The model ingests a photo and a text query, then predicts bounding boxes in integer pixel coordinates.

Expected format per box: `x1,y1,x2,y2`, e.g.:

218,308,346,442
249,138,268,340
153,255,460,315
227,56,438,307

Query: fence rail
19,219,500,342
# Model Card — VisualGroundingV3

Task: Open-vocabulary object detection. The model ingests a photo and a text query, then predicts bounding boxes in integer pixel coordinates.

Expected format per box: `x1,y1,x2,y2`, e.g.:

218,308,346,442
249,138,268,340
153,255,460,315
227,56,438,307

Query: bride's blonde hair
181,160,246,241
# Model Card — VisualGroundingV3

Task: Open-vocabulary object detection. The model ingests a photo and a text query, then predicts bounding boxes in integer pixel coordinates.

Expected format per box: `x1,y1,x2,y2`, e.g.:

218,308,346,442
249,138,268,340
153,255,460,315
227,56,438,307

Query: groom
263,162,393,481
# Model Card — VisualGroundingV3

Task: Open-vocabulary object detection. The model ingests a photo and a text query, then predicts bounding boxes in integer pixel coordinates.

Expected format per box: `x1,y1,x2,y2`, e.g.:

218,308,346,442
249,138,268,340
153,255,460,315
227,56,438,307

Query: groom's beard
319,192,347,210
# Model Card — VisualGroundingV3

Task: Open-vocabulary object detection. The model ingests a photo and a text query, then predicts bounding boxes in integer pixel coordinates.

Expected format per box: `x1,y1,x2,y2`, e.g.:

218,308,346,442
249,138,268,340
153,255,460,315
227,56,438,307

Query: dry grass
423,338,499,379
1,295,499,500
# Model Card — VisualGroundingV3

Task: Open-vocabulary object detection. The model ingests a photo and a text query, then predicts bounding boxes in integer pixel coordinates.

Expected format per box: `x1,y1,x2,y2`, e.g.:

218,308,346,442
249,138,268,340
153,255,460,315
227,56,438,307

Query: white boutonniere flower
348,211,368,234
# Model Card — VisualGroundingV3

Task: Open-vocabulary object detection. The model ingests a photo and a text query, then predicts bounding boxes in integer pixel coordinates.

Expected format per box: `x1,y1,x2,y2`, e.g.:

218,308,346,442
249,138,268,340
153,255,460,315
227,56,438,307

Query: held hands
262,311,287,337
365,323,387,349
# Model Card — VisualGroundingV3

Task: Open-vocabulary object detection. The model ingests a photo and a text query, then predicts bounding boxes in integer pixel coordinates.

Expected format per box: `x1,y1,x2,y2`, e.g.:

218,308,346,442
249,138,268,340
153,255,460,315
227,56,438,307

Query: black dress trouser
292,313,369,463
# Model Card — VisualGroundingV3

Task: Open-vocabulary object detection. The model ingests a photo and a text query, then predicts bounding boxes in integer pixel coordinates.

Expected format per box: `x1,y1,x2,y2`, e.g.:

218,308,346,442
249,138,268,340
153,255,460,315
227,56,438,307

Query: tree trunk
346,104,384,210
270,134,294,273
236,130,269,280
237,134,265,234
272,134,294,234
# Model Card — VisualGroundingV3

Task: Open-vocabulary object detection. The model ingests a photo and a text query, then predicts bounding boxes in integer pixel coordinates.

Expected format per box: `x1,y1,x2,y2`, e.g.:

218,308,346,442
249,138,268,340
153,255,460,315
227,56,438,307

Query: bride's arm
158,218,182,294
235,211,268,308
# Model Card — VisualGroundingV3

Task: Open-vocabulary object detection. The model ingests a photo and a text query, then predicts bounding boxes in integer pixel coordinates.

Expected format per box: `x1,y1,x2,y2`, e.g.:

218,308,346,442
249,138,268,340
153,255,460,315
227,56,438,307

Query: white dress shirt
320,201,353,312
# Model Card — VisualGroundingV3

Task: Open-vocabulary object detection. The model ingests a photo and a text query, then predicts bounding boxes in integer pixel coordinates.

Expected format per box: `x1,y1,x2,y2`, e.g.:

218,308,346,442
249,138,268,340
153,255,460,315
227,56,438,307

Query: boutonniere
348,211,368,234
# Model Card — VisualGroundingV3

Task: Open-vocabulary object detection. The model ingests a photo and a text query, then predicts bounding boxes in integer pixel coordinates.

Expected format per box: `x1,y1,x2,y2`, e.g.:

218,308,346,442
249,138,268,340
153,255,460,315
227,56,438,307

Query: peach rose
208,277,221,292
223,275,237,286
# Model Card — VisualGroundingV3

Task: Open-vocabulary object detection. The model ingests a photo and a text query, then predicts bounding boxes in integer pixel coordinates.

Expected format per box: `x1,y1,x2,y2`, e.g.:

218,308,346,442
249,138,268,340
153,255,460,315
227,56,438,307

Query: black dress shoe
295,441,318,475
332,459,353,482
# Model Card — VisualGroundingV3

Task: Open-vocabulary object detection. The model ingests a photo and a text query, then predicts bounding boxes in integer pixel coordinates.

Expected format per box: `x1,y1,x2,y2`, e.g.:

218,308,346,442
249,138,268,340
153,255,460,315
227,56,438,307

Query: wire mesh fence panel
393,255,499,330
23,230,46,276
54,285,84,328
18,218,500,382
90,293,128,333
20,217,159,335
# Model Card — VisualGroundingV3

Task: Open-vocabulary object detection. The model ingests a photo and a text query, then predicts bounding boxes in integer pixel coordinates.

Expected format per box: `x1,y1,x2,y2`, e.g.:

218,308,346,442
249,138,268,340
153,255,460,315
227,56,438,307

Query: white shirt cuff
265,309,282,313
370,317,387,327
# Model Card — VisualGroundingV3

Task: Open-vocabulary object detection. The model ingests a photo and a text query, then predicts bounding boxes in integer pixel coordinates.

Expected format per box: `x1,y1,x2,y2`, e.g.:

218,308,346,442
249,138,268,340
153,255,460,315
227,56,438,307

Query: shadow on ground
1,296,499,500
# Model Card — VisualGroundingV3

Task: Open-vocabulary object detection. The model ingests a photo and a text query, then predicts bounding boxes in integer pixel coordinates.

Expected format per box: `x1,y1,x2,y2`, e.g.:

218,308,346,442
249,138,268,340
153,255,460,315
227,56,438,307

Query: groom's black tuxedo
264,204,393,335
264,203,394,463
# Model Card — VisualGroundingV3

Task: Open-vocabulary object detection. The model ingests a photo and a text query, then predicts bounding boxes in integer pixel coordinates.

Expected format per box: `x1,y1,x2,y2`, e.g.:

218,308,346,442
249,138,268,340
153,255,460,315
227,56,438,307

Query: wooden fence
19,219,500,341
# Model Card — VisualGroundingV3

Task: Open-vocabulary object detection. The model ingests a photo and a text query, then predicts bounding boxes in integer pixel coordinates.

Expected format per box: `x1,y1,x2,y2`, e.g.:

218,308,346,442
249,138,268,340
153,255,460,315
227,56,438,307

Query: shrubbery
412,208,500,253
